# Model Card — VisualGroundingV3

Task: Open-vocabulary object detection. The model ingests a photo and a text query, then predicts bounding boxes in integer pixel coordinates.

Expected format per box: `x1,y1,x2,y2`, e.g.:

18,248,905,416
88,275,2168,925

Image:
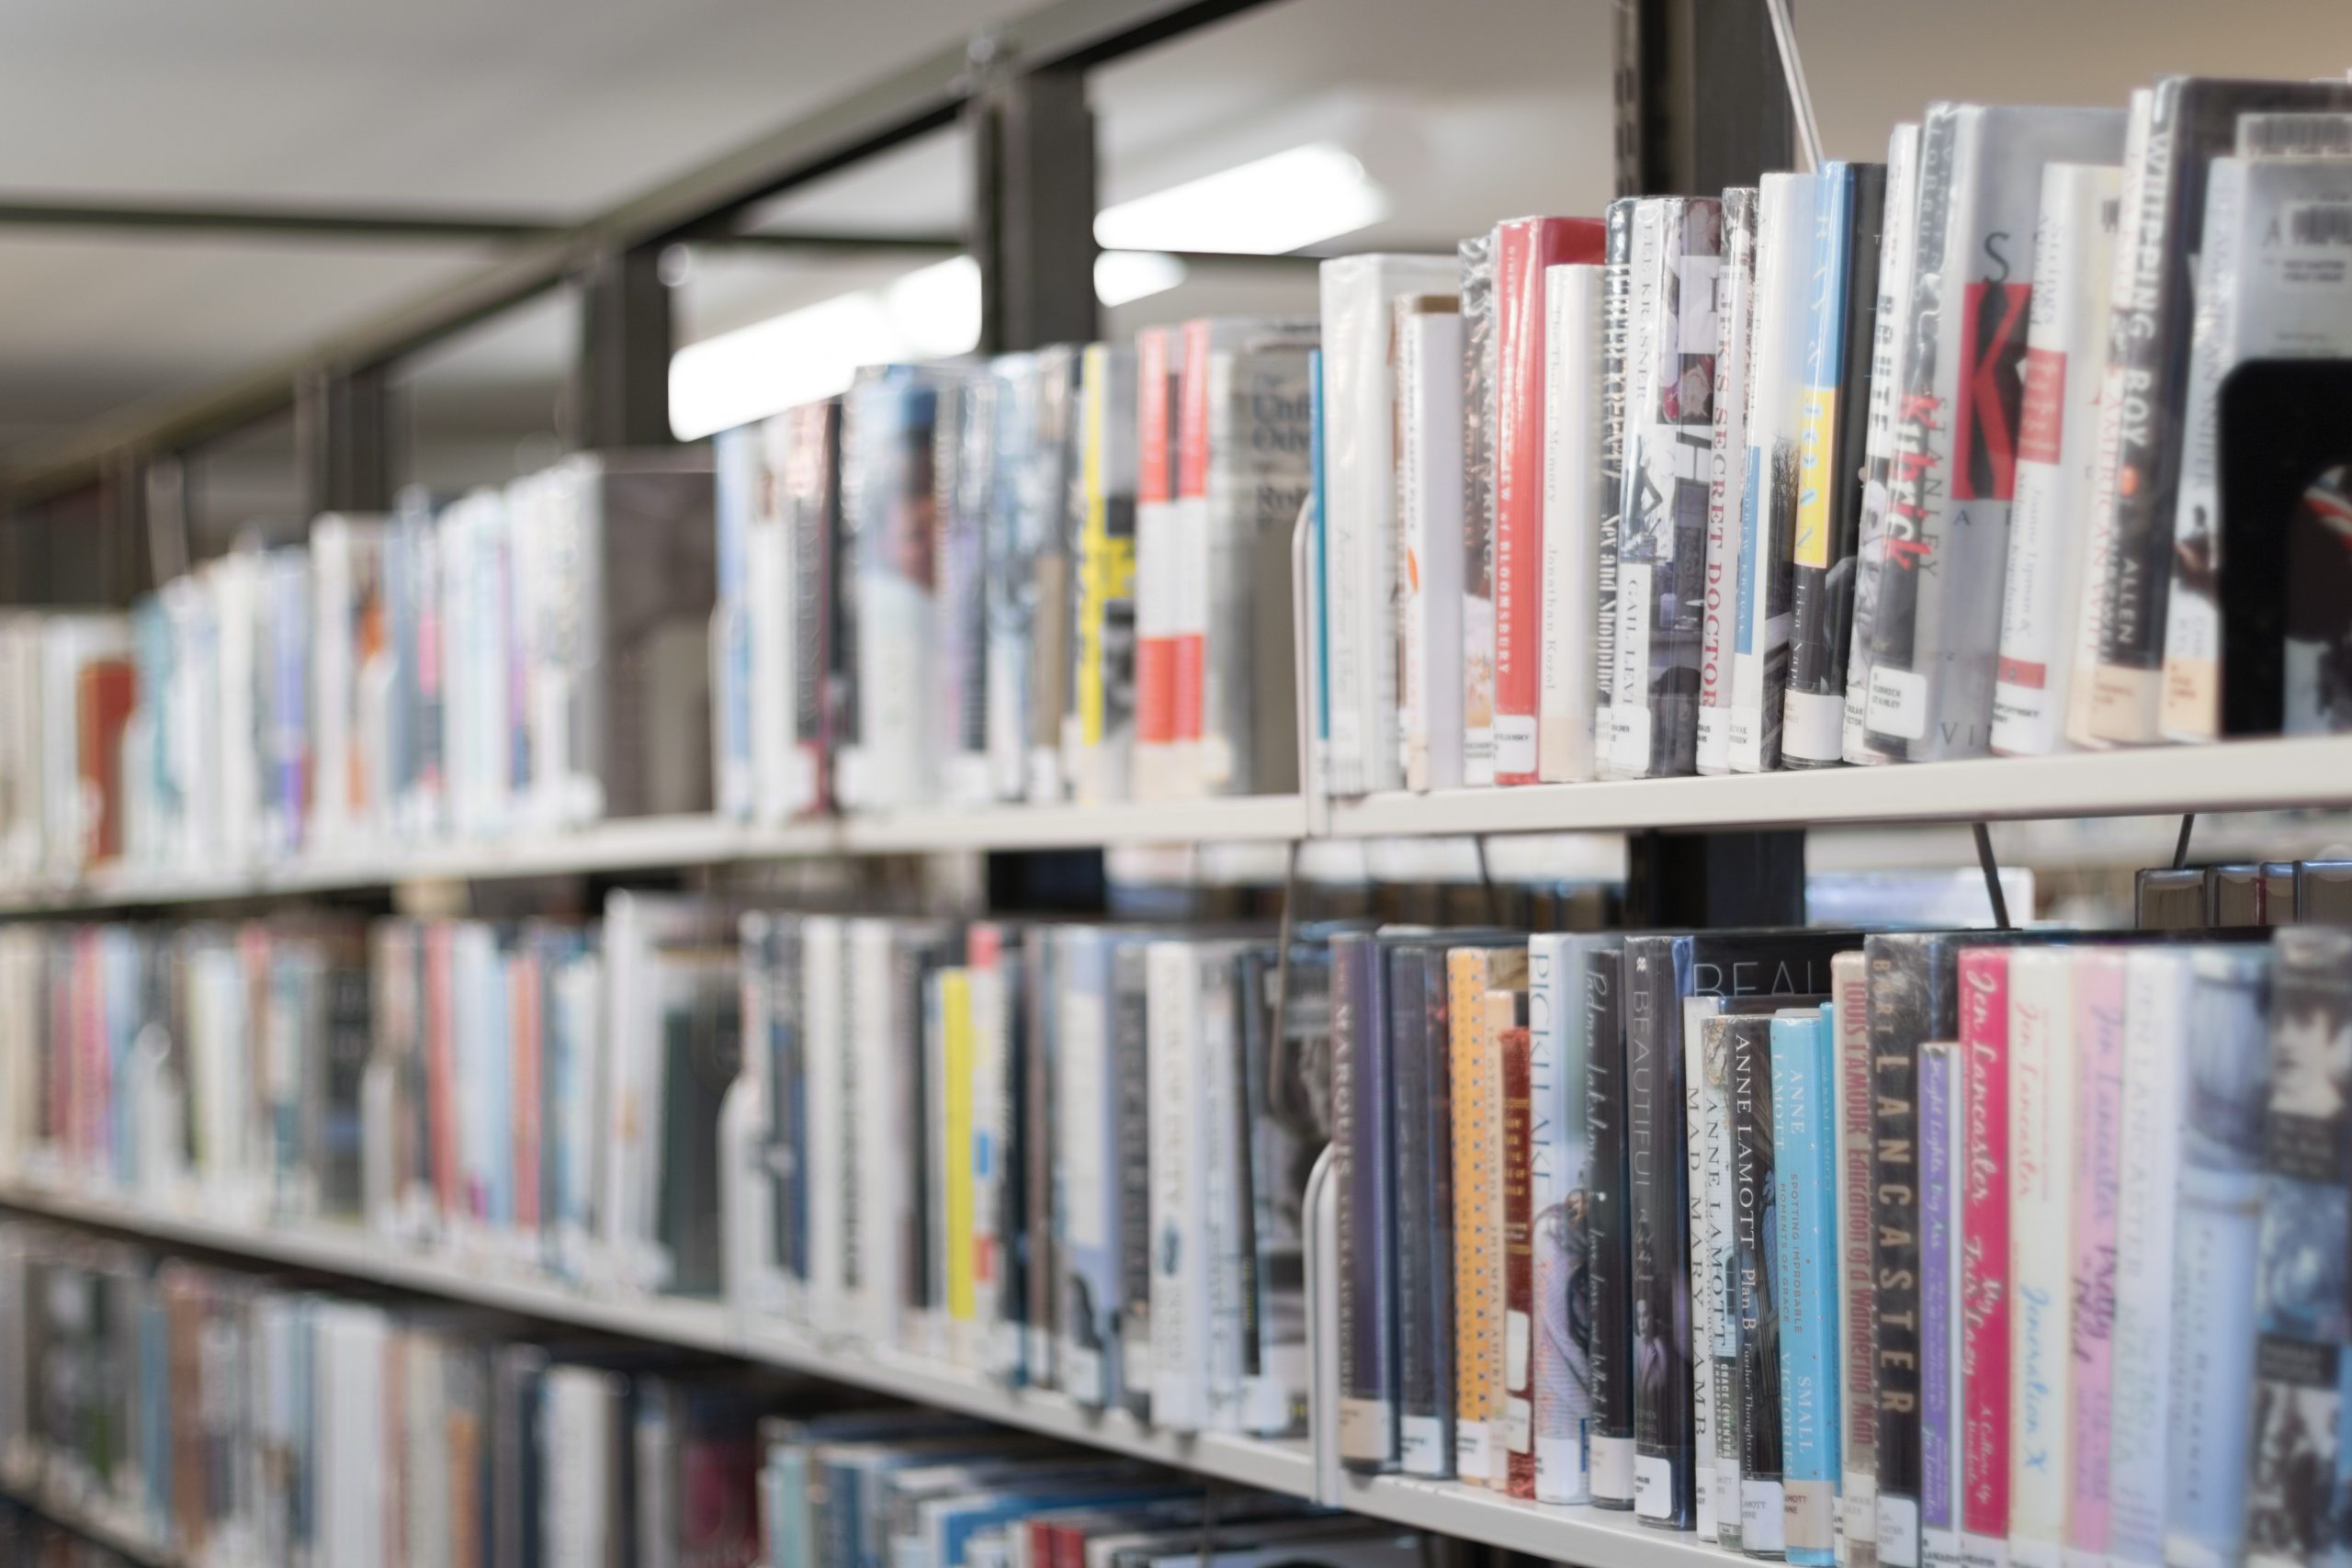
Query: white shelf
1333,735,2352,838
0,1183,1312,1506
0,1465,180,1567
1338,1473,1735,1568
838,795,1309,854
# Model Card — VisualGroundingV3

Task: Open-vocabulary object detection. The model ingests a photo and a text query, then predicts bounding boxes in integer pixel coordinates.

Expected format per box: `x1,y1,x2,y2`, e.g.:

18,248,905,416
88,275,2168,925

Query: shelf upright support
965,36,1100,355
296,365,397,516
574,243,677,450
1615,0,1797,197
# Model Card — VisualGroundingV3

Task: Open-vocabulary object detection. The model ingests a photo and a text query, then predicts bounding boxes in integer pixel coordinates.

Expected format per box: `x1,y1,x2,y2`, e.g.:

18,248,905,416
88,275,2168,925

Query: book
1921,1034,1961,1568
937,371,996,805
1989,164,2125,758
1390,944,1454,1476
1538,265,1608,784
1592,202,1634,783
1318,254,1456,797
2160,153,2352,743
1530,933,1596,1504
1113,941,1154,1423
1698,187,1759,778
1054,929,1125,1408
1396,298,1466,794
1459,237,1499,789
2065,952,2127,1568
1866,104,2127,761
2245,927,2352,1568
1699,1011,1747,1549
1587,935,1636,1509
784,398,844,818
1776,1006,1843,1568
1451,943,1528,1487
1133,329,1180,795
1729,174,1817,775
1832,952,1881,1568
1733,1012,1786,1557
1334,931,1396,1469
838,368,944,810
1492,217,1608,784
1072,344,1139,806
1782,161,1889,768
1687,998,1730,1544
2008,949,2076,1568
2089,76,2352,743
1955,950,2009,1568
1608,197,1724,782
1496,988,1536,1498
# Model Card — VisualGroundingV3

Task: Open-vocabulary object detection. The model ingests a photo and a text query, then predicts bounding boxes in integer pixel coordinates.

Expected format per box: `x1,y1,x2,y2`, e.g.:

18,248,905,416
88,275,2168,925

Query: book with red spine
1499,998,1537,1498
1956,947,2010,1568
511,940,543,1239
1171,321,1214,794
1492,216,1607,784
1133,327,1179,789
73,657,136,868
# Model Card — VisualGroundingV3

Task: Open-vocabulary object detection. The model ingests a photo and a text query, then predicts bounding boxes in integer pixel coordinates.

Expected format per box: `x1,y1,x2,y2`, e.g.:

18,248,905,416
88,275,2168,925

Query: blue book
1051,926,1126,1409
1773,1005,1843,1567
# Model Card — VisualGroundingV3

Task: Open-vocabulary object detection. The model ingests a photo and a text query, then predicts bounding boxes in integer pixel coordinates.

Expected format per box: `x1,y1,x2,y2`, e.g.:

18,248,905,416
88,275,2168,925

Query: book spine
1451,948,1506,1485
1629,936,1696,1528
1872,939,1927,1568
2246,929,2352,1568
1689,998,1724,1542
1050,931,1112,1405
1133,329,1178,786
1701,1014,1747,1550
1777,1008,1843,1568
1735,1015,1785,1558
1991,163,2124,758
2104,950,2187,1568
1112,942,1153,1422
1398,304,1467,794
2008,950,2077,1568
1833,952,1880,1568
1784,163,1888,766
1390,947,1446,1473
1592,202,1634,778
1335,933,1395,1467
1203,336,1313,797
1147,941,1204,1429
2164,946,2272,1567
1588,940,1637,1508
790,400,842,815
1540,265,1607,784
1730,175,1814,775
1170,322,1212,795
1955,951,2009,1568
1698,187,1759,777
1418,947,1460,1472
2064,952,2125,1568
1498,998,1536,1498
1315,270,1364,797
1920,1039,1960,1568
1460,239,1499,787
1530,933,1592,1503
1493,220,1544,784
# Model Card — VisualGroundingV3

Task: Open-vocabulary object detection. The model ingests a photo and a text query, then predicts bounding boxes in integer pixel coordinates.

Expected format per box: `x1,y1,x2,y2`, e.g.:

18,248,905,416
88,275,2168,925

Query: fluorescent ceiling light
1094,142,1388,255
1094,250,1187,307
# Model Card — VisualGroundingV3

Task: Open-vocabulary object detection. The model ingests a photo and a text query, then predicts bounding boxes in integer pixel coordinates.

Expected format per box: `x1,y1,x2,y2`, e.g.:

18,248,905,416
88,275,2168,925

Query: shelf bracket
1972,821,2012,930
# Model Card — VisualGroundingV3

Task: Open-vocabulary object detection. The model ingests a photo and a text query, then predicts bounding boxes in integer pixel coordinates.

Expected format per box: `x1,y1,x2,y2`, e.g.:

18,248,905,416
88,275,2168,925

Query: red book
1172,319,1215,773
74,658,136,867
1134,326,1178,755
1500,1010,1537,1499
1958,946,2010,1554
1491,216,1606,785
511,947,542,1234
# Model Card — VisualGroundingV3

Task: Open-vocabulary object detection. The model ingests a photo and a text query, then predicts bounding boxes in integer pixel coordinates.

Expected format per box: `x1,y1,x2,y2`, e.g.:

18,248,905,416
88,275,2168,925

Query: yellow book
1074,343,1137,800
1448,942,1527,1485
940,967,976,1332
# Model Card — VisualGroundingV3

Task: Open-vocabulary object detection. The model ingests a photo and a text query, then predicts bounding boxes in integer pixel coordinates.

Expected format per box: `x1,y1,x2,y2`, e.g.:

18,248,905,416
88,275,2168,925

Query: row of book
0,1222,1404,1568
2134,856,2352,928
1314,74,2352,795
0,900,1335,1438
1330,919,2352,1568
0,450,719,884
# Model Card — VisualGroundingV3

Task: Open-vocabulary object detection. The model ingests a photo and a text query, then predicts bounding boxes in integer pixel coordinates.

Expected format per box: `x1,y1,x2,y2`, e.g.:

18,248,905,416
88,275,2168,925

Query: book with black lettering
1113,940,1155,1422
2246,926,2352,1568
1593,201,1635,777
1238,935,1332,1437
1625,931,1856,1531
1863,103,2126,762
1726,1013,1783,1558
1586,934,1636,1508
786,398,842,818
1334,930,1395,1469
1390,942,1455,1476
2088,75,2352,744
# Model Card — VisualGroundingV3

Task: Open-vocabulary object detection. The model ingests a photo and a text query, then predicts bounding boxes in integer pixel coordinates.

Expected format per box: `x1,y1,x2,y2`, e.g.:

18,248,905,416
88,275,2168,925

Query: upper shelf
6,737,2350,915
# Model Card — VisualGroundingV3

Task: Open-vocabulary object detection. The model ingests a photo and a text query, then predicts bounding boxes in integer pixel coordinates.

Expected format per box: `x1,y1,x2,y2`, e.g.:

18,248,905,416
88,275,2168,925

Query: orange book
1448,942,1527,1486
1171,319,1214,775
1496,993,1537,1500
74,656,136,867
1134,326,1179,761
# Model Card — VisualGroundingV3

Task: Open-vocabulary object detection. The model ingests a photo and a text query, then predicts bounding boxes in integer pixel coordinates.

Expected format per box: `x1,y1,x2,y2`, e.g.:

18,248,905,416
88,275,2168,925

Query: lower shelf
1,1468,180,1567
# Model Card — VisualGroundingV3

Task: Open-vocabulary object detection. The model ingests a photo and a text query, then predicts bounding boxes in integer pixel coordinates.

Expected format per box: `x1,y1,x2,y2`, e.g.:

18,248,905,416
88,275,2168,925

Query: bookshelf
0,1474,180,1568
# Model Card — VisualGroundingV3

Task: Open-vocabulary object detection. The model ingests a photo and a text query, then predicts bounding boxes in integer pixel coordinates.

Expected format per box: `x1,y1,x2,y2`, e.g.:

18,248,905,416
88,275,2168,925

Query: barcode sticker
1634,1453,1675,1518
1743,1478,1788,1552
1399,1415,1447,1477
2285,200,2352,248
1868,666,1929,740
1506,1309,1532,1389
1455,1420,1493,1480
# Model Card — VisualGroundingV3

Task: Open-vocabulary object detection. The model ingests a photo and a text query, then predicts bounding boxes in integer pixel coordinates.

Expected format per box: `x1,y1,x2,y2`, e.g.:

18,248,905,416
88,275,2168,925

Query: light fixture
1093,142,1388,255
1094,250,1187,308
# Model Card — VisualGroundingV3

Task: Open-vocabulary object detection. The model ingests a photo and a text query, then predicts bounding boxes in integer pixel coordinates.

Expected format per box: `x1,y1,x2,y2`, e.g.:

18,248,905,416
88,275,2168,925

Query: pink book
2066,951,2127,1568
1958,947,2010,1568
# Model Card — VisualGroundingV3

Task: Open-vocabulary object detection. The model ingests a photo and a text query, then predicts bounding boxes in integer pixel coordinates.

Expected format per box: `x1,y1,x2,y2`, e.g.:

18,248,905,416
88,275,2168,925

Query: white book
1146,939,1209,1430
1197,945,1250,1430
1730,173,1816,773
747,421,797,825
801,915,848,1339
1604,199,1665,778
1697,190,1757,777
848,917,903,1343
1989,164,2123,758
2161,152,2352,742
1318,254,1458,796
2102,953,2195,1567
1538,265,1607,784
2007,950,2075,1568
543,1367,616,1568
1398,300,1467,793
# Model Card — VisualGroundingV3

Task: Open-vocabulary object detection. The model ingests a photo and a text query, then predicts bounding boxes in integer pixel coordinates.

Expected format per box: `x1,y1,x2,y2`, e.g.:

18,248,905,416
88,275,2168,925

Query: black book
893,925,952,1325
1728,1013,1782,1558
1021,927,1057,1389
1389,943,1453,1475
1112,940,1155,1422
1334,931,1395,1470
1625,930,1856,1531
1586,934,1636,1508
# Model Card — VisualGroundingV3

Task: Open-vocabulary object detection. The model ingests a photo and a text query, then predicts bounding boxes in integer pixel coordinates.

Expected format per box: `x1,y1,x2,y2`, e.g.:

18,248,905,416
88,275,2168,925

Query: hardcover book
1697,187,1758,778
1398,299,1466,794
1592,203,1634,782
1539,265,1609,784
1587,935,1636,1509
1530,933,1597,1503
1955,950,2009,1568
1775,1006,1844,1568
2066,951,2128,1568
1732,1012,1786,1558
1833,951,1881,1568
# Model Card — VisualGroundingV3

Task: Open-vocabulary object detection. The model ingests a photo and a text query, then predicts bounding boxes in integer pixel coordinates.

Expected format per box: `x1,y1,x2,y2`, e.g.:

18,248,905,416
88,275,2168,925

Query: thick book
1147,941,1213,1431
1866,103,2127,761
2245,927,2352,1568
712,419,773,824
1919,1037,1961,1568
1451,943,1529,1486
1133,328,1180,794
2089,76,2352,743
1530,933,1597,1503
1054,928,1125,1409
1458,238,1499,787
1774,1006,1843,1568
1729,174,1817,775
1731,1012,1785,1558
1072,344,1139,806
936,371,997,805
838,368,944,809
1497,992,1537,1498
2008,950,2077,1568
1317,254,1456,796
1844,122,1925,766
1833,952,1881,1568
1586,934,1636,1508
1954,950,2009,1568
1698,187,1759,778
1698,1011,1747,1549
1989,164,2124,758
1492,217,1608,784
1238,939,1325,1437
2065,950,2127,1568
1607,197,1724,782
2160,154,2352,743
1782,161,1889,767
1685,994,1728,1541
1334,931,1396,1468
1592,202,1634,779
1112,942,1154,1422
1539,264,1608,784
1391,943,1455,1475
1023,348,1080,803
1396,299,1467,794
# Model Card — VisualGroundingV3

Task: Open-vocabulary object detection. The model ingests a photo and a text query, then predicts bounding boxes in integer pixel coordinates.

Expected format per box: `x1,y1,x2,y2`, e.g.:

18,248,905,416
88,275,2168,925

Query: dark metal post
574,243,676,449
967,47,1100,355
1616,0,1795,197
296,365,397,515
